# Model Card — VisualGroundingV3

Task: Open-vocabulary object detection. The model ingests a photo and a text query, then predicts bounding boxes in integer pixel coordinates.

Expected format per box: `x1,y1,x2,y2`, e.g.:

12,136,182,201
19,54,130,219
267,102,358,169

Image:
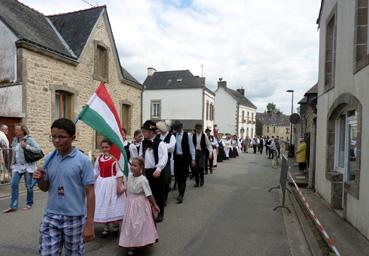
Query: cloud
20,0,321,113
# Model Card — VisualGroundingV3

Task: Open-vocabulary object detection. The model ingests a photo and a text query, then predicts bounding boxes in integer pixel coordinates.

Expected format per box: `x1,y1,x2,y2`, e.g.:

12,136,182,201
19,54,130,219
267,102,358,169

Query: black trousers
205,150,213,174
259,145,263,154
194,150,205,185
145,168,165,216
162,162,171,204
269,149,274,159
253,145,257,154
174,155,190,197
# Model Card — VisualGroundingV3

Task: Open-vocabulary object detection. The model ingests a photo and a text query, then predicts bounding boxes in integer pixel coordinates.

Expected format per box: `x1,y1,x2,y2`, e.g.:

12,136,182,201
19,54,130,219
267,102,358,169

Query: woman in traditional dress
94,138,125,238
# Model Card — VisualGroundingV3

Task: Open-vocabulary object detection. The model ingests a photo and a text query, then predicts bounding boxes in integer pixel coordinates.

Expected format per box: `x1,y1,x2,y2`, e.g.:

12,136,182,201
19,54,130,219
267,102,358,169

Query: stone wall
19,14,141,155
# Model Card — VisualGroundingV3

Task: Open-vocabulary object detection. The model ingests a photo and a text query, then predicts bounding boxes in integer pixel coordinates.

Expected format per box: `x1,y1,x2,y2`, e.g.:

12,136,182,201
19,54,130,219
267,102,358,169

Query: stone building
0,0,142,155
316,0,369,238
215,79,257,138
142,68,215,131
255,112,290,141
297,83,318,188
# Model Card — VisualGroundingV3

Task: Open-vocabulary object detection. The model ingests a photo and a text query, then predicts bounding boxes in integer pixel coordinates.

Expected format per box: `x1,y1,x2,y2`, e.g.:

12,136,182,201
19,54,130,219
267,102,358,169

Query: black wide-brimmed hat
205,128,211,133
195,123,203,129
141,120,157,131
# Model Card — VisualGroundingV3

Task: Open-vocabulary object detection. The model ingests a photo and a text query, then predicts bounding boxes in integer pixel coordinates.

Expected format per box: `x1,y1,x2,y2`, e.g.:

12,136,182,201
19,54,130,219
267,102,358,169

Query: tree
266,102,282,115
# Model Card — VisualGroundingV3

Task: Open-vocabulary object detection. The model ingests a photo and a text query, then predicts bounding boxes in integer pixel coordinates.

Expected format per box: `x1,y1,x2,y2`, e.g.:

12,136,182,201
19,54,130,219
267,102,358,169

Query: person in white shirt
129,129,143,160
156,121,176,207
139,120,168,223
172,121,196,203
192,124,213,187
0,125,9,183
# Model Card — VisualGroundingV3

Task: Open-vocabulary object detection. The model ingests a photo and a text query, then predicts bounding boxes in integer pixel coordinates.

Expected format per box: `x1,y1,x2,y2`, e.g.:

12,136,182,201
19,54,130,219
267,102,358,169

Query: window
286,127,290,134
55,91,72,119
206,101,209,120
336,115,346,169
94,42,109,82
151,100,161,119
325,13,337,91
251,113,254,122
246,127,249,137
121,104,131,136
273,126,276,133
241,111,245,122
251,128,254,138
267,126,269,133
354,0,369,71
247,112,250,122
210,104,214,121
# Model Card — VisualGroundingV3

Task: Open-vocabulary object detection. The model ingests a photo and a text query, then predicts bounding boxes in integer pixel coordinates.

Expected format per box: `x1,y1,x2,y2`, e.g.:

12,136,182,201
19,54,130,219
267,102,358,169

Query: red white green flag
77,82,129,176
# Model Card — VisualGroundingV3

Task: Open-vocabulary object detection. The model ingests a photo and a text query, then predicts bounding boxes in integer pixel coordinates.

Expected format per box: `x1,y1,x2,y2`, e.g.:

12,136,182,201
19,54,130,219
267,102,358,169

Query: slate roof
224,87,257,109
143,70,214,95
306,83,318,95
48,6,104,57
256,112,290,126
0,0,72,57
143,70,206,90
0,0,141,88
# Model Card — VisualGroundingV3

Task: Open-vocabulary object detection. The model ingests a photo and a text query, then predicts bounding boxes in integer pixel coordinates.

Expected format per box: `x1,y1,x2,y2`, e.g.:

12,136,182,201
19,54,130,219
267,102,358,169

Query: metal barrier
268,154,291,213
0,148,12,184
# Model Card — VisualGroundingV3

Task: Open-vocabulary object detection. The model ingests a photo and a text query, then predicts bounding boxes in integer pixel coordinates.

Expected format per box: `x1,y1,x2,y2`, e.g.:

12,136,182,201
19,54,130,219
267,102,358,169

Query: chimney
199,77,206,85
237,87,245,96
147,67,157,76
217,78,227,88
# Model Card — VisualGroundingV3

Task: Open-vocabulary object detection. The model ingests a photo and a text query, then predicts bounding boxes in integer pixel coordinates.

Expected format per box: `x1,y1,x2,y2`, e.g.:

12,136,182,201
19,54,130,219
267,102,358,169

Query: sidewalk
300,190,369,256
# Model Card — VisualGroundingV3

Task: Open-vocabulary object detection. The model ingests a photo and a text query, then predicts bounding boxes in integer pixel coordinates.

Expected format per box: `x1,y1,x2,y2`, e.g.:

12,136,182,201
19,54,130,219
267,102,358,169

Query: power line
81,0,94,7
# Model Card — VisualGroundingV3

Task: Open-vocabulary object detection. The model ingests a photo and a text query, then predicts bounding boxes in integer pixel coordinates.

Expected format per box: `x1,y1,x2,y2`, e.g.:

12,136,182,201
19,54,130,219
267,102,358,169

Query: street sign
289,113,301,124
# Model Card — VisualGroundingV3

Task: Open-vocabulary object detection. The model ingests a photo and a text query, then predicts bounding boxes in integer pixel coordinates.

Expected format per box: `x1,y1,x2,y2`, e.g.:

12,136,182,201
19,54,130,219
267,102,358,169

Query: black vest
157,132,173,158
142,137,161,165
193,133,206,152
124,142,131,161
174,131,190,159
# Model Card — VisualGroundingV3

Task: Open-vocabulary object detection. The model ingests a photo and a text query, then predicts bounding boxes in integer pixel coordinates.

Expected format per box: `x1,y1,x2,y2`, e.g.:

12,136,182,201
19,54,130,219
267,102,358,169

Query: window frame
324,7,337,92
93,40,109,82
151,100,161,120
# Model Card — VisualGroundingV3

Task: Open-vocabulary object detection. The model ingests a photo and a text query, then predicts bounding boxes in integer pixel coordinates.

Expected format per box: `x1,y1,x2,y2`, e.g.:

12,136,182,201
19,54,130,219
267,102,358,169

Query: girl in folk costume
94,139,126,238
119,157,160,255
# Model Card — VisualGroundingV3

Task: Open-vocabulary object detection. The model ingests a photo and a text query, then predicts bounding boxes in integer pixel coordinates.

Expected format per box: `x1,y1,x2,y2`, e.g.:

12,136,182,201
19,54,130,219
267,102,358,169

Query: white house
315,0,369,239
215,78,257,138
142,68,215,130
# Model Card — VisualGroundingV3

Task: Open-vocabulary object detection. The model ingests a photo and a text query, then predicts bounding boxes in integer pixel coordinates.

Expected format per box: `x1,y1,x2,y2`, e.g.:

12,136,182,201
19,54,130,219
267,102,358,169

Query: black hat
141,120,157,131
172,120,183,130
205,128,211,133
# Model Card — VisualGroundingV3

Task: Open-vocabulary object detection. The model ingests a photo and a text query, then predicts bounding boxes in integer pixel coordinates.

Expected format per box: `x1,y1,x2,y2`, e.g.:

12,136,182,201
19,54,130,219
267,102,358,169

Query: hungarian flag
77,82,129,176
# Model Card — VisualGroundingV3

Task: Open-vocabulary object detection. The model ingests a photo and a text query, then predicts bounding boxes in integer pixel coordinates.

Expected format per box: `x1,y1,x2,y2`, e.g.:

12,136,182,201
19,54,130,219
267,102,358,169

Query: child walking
119,157,159,255
94,138,126,238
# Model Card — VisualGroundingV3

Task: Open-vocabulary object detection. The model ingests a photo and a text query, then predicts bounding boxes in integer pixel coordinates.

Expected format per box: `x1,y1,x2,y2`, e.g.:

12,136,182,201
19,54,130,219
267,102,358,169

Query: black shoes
177,195,183,204
156,213,164,223
200,181,204,187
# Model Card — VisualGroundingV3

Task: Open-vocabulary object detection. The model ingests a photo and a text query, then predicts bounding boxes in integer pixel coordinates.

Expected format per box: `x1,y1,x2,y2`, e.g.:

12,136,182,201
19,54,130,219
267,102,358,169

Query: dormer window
177,78,183,82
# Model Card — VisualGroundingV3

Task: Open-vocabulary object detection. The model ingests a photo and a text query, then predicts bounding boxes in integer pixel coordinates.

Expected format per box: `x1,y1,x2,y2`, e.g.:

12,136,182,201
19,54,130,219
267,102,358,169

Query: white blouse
127,173,152,197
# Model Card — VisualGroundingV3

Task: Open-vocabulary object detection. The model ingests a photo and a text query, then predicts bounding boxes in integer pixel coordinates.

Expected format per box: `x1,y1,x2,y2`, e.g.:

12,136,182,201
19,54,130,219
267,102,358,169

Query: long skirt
119,193,159,248
94,176,125,223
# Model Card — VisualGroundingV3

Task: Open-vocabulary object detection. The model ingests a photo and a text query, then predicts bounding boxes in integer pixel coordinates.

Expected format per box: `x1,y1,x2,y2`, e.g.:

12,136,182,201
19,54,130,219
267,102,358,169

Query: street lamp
287,90,294,156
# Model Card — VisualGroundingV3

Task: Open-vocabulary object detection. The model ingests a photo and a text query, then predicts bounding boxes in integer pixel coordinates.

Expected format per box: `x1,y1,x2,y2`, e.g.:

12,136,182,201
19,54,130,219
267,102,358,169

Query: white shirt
160,132,176,154
139,139,168,172
127,173,152,196
195,133,213,153
129,142,141,159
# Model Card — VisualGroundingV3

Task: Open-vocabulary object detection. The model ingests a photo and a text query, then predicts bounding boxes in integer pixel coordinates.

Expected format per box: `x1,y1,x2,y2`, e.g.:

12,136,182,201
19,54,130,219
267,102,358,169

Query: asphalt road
0,152,290,256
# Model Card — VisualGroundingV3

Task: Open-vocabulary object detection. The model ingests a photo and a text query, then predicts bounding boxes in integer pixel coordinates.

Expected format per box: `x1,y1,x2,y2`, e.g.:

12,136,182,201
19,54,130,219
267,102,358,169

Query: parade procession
2,0,369,255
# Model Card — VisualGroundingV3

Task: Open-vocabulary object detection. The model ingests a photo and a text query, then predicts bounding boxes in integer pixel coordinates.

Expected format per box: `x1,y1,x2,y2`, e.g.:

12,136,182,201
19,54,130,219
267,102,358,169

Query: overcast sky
21,0,321,113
